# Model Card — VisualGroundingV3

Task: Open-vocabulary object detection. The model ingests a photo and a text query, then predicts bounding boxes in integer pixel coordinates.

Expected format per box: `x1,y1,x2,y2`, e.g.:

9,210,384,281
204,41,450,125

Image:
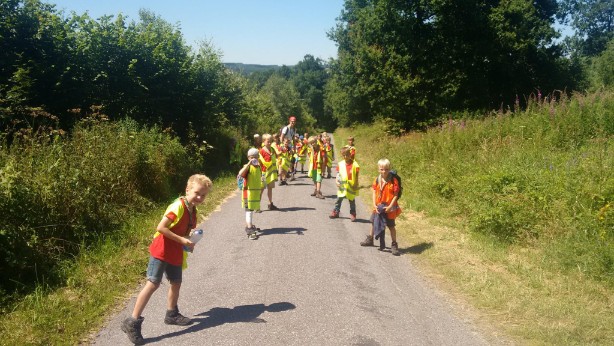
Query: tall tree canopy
557,0,614,57
327,0,574,128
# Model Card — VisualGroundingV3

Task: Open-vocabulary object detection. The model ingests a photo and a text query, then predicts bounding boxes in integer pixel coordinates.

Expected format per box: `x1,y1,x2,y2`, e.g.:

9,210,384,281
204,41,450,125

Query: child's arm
385,178,400,213
156,216,193,250
238,163,250,178
372,187,377,210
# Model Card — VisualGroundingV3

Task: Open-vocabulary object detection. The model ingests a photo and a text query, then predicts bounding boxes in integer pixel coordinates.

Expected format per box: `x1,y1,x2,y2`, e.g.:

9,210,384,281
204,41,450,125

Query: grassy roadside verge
0,174,237,346
334,92,613,344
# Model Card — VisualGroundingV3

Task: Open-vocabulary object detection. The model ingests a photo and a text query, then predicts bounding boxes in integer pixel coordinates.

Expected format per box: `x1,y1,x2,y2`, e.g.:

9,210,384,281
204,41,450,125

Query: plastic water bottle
184,229,203,251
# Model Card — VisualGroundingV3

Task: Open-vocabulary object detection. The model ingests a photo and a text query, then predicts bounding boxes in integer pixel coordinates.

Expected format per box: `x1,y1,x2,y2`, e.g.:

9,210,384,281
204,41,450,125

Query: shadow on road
261,227,308,236
274,207,316,212
146,302,296,343
402,242,434,255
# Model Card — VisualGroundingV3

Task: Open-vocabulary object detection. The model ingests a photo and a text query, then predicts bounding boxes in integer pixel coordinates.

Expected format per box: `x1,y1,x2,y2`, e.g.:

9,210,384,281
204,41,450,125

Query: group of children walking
121,128,403,344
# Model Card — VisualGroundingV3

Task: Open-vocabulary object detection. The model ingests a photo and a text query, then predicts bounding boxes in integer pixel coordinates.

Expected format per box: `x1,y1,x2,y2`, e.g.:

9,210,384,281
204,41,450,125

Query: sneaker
391,241,400,256
250,225,263,234
360,235,374,247
350,213,356,222
315,192,325,199
255,209,262,213
165,308,193,326
329,210,339,219
121,316,145,345
310,190,317,196
268,203,279,210
280,180,287,186
248,231,259,240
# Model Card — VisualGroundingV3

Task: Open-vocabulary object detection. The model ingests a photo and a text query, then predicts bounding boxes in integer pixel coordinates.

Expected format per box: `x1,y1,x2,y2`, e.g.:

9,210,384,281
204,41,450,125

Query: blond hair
377,158,391,170
187,174,213,191
262,133,272,142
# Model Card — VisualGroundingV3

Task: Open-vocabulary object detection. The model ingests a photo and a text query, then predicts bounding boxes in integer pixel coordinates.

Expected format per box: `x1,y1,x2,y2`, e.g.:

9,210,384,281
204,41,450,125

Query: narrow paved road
93,162,492,345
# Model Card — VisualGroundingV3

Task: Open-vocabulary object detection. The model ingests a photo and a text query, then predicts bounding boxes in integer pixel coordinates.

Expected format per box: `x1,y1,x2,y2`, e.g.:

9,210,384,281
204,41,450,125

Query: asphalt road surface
93,165,492,346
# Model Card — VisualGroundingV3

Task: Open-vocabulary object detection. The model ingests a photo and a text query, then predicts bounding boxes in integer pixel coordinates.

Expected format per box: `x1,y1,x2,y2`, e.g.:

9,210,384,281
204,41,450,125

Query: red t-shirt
149,198,195,266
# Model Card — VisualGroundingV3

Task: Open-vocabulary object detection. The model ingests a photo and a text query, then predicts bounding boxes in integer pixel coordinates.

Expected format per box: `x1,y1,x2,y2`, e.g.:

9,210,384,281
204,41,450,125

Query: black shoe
268,203,279,210
164,307,193,326
121,316,145,345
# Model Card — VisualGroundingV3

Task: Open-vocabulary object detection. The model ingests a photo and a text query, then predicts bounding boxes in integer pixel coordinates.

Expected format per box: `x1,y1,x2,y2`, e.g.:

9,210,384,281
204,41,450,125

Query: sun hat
247,148,259,157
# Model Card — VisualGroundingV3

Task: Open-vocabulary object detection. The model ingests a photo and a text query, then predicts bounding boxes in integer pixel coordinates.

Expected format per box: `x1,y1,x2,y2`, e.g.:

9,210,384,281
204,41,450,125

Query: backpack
236,174,245,190
376,170,403,199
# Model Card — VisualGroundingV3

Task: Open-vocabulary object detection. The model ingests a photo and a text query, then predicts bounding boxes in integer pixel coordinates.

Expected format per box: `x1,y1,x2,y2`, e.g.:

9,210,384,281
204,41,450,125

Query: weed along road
93,168,491,346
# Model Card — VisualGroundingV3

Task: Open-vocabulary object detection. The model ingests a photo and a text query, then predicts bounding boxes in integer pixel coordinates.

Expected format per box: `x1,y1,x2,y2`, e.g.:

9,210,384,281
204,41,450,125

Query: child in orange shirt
360,159,401,256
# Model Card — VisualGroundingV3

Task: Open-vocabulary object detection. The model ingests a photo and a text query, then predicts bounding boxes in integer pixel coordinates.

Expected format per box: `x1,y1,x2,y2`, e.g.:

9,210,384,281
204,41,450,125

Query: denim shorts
370,213,396,227
146,256,182,284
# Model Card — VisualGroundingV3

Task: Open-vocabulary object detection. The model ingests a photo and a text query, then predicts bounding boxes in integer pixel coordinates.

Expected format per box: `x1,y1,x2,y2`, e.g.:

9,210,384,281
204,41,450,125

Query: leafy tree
291,55,332,130
327,0,574,128
558,0,614,56
588,37,614,88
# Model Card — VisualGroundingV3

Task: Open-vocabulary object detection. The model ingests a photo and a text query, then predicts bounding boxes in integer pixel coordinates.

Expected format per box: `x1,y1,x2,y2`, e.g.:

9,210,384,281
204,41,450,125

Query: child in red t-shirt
121,174,212,344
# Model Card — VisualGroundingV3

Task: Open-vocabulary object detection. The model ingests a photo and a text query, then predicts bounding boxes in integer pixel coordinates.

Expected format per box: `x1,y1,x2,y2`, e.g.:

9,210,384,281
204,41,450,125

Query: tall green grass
0,174,236,345
344,90,613,283
0,117,195,304
336,89,613,344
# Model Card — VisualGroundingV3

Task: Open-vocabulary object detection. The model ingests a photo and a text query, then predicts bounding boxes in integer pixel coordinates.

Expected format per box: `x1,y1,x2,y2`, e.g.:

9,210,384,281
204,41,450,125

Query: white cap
247,148,259,157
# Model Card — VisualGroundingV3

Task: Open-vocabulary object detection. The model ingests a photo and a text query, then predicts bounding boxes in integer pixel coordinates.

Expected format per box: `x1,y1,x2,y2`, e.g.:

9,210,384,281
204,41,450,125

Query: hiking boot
268,203,279,210
315,192,325,199
360,235,374,247
350,213,356,222
121,316,145,345
310,190,317,196
329,210,339,219
391,241,400,256
248,231,259,240
164,307,193,326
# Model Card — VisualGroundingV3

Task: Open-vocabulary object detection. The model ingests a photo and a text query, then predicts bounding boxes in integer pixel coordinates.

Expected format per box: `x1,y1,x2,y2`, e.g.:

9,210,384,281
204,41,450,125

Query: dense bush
0,117,194,298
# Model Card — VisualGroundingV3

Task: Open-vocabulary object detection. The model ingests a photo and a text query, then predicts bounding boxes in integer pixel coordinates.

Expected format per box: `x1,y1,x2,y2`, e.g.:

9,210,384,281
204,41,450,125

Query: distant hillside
224,63,288,75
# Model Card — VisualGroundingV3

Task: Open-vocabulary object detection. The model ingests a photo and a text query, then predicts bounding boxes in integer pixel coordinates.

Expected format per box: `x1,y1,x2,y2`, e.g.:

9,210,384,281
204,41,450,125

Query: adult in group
281,116,297,143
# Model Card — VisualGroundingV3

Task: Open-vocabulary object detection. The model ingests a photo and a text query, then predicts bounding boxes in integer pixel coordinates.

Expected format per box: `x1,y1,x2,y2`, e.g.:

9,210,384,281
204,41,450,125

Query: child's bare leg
389,226,397,243
167,281,181,310
267,184,273,203
316,181,321,193
132,281,159,318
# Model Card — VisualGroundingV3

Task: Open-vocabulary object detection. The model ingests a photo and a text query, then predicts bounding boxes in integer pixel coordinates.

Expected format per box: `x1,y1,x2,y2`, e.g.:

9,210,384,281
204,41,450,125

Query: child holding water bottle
121,174,212,345
238,148,264,240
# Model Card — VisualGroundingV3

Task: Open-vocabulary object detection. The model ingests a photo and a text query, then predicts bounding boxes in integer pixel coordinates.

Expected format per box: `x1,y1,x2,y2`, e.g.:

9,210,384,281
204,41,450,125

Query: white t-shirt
281,125,296,142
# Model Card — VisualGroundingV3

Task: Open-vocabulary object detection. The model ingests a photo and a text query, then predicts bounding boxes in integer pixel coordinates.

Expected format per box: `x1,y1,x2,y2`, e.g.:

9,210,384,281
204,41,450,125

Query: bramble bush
0,117,194,301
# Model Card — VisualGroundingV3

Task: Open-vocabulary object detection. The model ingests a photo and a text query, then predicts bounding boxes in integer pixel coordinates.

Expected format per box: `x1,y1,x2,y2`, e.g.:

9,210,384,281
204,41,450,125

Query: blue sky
49,0,345,65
